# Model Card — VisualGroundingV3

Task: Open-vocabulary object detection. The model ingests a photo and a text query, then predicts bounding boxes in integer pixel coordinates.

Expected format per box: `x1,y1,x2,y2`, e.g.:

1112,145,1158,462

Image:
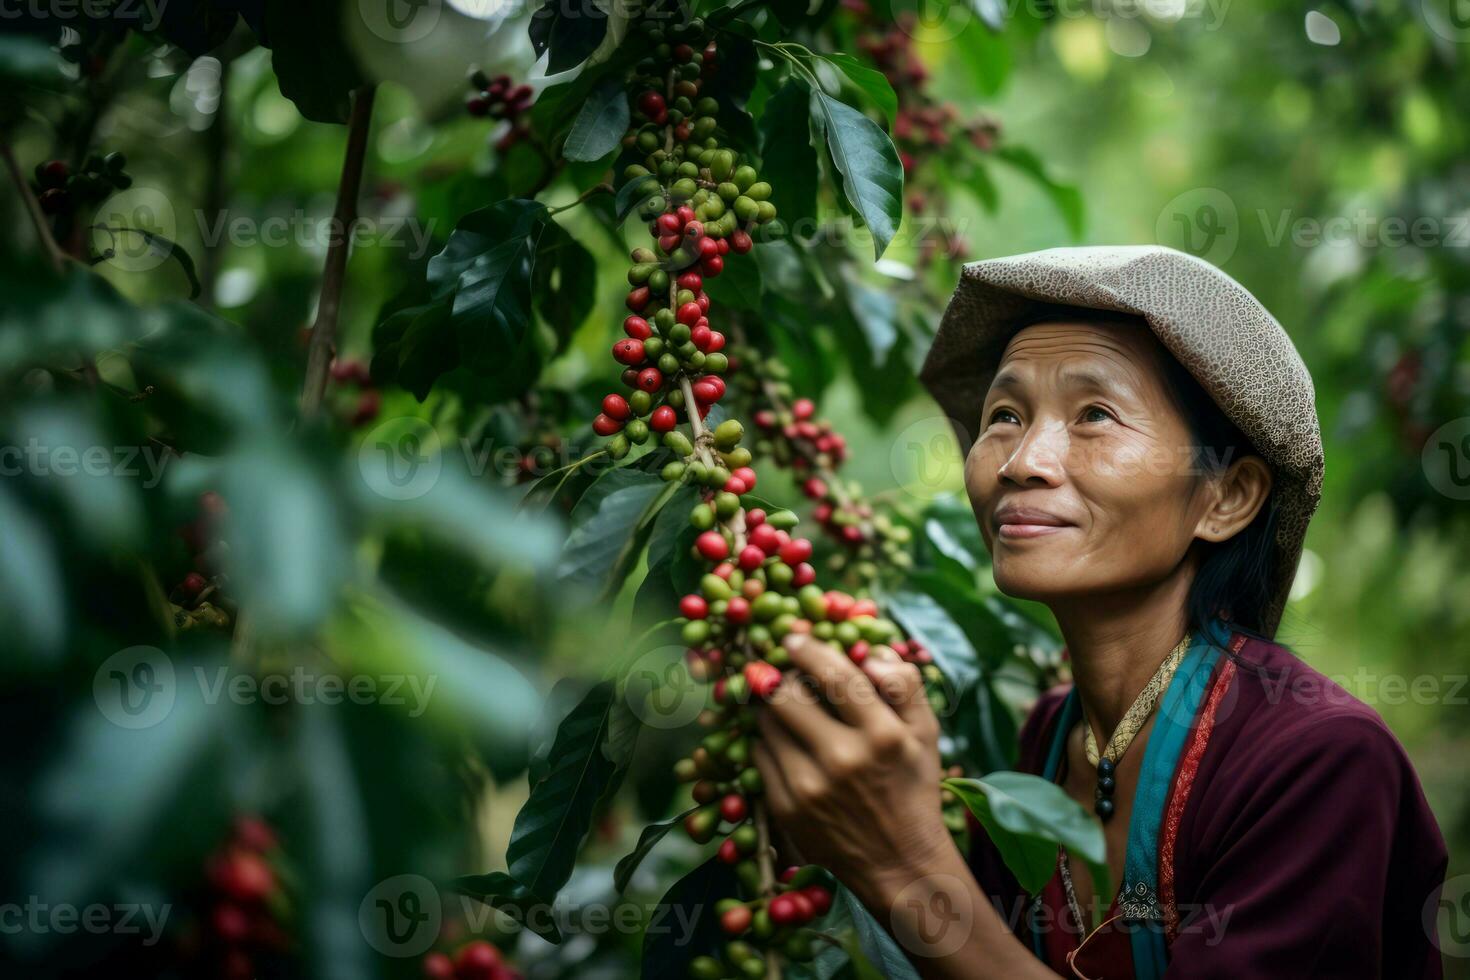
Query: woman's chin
992,563,1080,604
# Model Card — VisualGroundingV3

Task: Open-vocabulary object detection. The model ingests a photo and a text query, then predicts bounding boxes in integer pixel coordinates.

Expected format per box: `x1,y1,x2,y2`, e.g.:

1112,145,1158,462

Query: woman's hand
752,633,952,904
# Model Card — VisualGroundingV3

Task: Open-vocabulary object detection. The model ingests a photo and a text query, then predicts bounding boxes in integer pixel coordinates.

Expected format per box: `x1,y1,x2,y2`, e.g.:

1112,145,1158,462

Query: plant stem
547,182,614,215
2,140,68,274
754,800,784,979
300,85,377,418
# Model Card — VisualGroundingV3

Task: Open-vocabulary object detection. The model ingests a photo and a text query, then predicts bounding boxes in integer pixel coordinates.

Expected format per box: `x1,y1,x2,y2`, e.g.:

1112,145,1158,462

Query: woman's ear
1196,456,1273,543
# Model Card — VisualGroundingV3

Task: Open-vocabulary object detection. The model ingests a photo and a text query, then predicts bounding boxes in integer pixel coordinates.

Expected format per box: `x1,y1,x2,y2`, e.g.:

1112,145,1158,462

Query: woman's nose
997,418,1067,487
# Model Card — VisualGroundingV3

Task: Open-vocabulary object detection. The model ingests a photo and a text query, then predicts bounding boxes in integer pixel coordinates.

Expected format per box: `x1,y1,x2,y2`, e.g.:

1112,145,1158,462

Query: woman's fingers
861,658,940,737
754,711,826,819
780,633,902,733
764,670,846,748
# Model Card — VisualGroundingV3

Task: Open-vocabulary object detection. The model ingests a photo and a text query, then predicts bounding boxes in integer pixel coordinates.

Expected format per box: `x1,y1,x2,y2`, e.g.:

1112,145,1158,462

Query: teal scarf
1030,619,1232,978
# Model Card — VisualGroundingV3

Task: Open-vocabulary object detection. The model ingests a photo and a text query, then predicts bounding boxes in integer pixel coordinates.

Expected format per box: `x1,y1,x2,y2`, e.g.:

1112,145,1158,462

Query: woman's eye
989,408,1020,426
1080,406,1113,424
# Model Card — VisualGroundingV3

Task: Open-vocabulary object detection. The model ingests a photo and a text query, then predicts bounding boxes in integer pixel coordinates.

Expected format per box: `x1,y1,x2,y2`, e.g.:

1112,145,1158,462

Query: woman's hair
1007,306,1281,634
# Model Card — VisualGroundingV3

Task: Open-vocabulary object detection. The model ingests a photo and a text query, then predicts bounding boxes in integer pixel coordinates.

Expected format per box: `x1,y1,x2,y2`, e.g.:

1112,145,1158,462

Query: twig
1,140,68,274
754,800,784,979
547,181,614,215
300,85,377,418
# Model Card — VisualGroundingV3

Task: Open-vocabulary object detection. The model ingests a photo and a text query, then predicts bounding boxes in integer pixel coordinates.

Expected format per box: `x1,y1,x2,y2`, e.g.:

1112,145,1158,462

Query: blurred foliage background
1,0,1466,976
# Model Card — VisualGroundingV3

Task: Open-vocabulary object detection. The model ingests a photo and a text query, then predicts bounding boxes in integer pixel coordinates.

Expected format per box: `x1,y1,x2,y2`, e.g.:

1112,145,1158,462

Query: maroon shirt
967,631,1449,977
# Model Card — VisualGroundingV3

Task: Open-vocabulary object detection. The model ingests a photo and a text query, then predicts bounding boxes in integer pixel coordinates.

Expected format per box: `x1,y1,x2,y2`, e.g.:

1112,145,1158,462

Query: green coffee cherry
713,419,744,450
702,573,733,601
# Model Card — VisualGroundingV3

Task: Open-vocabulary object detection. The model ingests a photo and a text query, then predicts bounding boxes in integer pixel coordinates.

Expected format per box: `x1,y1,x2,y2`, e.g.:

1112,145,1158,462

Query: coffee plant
0,1,1129,977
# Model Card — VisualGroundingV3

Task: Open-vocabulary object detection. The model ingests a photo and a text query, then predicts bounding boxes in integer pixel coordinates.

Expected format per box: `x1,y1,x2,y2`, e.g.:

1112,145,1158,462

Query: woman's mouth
993,505,1074,539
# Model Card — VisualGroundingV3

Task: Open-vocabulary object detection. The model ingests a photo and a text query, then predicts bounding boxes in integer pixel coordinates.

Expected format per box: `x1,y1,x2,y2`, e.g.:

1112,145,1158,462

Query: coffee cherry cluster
421,939,522,980
592,21,778,457
648,416,935,976
32,151,131,217
687,865,834,978
174,490,233,631
196,816,290,980
329,356,381,428
466,70,535,151
725,346,914,584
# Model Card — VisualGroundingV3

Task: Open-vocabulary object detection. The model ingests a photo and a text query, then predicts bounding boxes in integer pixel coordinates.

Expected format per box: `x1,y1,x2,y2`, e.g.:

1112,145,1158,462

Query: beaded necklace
1081,632,1191,822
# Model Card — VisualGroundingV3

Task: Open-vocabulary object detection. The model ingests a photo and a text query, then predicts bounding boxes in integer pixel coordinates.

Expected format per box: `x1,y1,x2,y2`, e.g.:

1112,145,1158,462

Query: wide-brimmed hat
919,245,1324,638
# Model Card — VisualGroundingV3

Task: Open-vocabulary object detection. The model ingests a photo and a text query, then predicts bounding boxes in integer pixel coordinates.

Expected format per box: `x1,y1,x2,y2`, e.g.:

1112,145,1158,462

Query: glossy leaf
564,76,631,162
759,79,819,236
944,773,1110,900
505,682,631,903
809,90,904,258
641,857,740,980
612,803,701,893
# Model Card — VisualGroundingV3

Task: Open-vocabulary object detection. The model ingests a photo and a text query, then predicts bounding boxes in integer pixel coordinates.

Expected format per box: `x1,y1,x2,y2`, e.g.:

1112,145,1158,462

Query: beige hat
919,245,1324,638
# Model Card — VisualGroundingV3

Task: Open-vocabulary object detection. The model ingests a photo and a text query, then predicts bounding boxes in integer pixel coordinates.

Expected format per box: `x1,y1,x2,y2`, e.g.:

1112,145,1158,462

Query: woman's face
965,320,1221,604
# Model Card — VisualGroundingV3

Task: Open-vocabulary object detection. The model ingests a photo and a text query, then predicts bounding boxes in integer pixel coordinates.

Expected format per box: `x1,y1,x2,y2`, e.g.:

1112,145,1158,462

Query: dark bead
1097,775,1116,795
1095,797,1116,820
1098,758,1116,776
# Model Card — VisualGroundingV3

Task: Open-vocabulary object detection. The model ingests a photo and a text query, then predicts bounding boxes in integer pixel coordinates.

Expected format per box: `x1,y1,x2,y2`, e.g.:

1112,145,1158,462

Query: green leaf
529,0,608,74
923,500,988,573
994,146,1084,239
957,21,1013,95
295,706,377,980
846,280,898,365
353,465,562,574
428,200,550,371
534,218,598,347
634,483,702,623
809,90,904,259
207,441,350,638
453,871,563,944
943,773,1110,900
612,803,701,893
557,466,676,594
0,485,65,660
759,79,819,236
564,76,631,162
616,174,664,221
370,301,457,400
816,53,898,125
261,0,368,124
811,885,921,980
641,857,740,980
885,589,981,690
969,0,1008,32
505,681,631,902
0,262,145,376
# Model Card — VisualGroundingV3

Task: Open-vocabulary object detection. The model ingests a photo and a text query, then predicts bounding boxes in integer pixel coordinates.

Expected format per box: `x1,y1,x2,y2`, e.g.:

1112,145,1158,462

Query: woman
751,247,1448,978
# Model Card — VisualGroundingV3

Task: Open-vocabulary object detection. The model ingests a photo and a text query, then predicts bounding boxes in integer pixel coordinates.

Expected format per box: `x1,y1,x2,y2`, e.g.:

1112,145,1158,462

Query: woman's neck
1049,568,1195,745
